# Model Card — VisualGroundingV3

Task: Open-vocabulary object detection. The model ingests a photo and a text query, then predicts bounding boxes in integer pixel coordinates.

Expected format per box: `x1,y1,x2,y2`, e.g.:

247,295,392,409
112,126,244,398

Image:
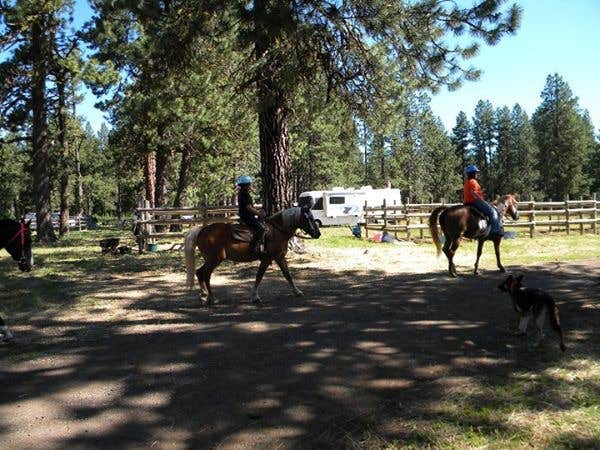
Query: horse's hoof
474,271,480,276
293,289,304,297
252,297,262,304
499,267,506,273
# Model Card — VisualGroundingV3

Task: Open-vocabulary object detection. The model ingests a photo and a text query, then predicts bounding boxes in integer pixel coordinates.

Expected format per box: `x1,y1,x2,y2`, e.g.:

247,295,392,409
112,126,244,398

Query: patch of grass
311,227,600,266
396,360,600,449
0,227,182,316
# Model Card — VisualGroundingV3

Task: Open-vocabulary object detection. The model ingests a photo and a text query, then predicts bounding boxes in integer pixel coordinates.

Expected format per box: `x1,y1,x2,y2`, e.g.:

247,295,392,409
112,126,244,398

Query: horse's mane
267,207,301,231
493,194,518,205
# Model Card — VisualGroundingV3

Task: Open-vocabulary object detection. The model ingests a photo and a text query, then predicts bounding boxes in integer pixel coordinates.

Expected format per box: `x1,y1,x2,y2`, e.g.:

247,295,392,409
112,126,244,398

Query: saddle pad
231,224,254,242
230,223,272,243
466,207,490,238
468,206,487,220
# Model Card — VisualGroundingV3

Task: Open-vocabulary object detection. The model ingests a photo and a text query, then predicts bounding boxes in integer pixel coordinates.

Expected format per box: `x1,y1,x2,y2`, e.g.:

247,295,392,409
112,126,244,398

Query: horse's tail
185,226,203,289
429,206,447,257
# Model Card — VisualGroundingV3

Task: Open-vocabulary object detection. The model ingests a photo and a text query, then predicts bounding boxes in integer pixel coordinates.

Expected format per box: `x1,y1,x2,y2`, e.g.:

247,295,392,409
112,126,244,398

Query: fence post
593,193,598,235
135,199,144,254
579,196,584,235
362,200,368,239
382,199,387,231
565,195,570,235
405,197,411,241
393,200,398,239
529,194,535,238
144,199,152,248
203,194,209,226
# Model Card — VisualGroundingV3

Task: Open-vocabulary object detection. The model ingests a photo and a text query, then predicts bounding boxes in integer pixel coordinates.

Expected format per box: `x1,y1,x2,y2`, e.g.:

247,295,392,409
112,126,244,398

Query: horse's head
299,205,321,239
6,219,34,272
498,194,519,221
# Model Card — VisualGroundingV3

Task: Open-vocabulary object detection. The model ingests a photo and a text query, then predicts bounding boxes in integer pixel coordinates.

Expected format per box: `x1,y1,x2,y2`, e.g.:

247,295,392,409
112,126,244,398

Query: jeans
470,199,502,234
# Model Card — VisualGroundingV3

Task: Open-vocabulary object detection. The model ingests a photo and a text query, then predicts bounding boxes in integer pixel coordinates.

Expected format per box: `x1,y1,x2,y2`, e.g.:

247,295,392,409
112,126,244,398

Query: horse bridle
5,222,28,265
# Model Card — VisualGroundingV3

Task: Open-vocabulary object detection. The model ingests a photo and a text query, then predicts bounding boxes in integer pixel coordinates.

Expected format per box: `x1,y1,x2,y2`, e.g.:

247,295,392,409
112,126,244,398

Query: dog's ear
498,275,511,292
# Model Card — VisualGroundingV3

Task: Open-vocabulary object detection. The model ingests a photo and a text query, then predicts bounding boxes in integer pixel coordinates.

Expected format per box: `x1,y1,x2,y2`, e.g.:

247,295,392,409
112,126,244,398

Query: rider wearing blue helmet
463,165,503,237
236,175,266,255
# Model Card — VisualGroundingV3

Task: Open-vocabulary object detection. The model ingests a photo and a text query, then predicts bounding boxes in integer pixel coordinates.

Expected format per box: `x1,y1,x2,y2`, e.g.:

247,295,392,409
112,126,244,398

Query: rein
4,222,25,250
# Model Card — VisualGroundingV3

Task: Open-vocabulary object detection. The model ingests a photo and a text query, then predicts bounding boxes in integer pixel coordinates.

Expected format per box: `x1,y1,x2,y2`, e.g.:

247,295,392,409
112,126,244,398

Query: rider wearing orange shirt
463,165,503,237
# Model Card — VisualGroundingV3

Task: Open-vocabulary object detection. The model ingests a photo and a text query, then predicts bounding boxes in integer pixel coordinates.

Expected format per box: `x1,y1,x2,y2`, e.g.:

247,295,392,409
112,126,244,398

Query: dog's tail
429,206,446,257
547,298,566,352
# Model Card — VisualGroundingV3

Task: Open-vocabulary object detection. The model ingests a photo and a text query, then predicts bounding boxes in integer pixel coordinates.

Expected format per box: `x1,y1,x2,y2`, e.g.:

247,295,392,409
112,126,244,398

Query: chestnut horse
184,205,321,305
1,218,34,341
428,195,519,277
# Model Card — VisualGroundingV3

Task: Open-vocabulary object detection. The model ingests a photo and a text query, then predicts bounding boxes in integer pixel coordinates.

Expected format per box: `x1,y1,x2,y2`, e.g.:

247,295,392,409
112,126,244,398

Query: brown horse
428,194,519,277
184,205,321,305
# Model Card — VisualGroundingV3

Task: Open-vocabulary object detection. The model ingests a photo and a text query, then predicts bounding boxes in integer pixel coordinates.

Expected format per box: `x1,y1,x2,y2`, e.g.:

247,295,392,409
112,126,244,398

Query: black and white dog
498,274,566,352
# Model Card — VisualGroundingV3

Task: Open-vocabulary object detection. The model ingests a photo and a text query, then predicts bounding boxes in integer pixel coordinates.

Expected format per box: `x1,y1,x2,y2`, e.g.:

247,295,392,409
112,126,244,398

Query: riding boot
249,238,261,256
255,227,266,255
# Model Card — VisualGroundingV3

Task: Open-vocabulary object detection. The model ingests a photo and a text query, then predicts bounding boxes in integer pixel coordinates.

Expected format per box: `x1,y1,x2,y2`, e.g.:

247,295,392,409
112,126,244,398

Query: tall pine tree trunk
154,143,171,232
144,147,157,207
57,78,70,236
258,82,292,214
74,140,83,216
155,146,170,208
31,17,55,242
170,143,192,232
254,0,292,215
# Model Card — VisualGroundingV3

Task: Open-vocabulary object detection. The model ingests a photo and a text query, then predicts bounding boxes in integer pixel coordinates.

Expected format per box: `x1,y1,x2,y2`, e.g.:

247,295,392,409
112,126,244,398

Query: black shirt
238,191,255,222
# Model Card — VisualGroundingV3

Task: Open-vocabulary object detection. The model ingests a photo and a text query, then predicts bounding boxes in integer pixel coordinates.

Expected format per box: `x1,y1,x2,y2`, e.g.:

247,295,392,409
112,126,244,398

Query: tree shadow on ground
1,250,599,449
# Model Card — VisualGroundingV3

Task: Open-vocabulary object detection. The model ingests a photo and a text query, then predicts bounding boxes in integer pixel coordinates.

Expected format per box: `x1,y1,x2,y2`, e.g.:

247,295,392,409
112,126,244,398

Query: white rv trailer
298,186,402,226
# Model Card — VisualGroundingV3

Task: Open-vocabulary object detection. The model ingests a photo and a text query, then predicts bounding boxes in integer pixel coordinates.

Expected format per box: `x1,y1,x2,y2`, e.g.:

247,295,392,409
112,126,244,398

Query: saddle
466,206,491,238
230,222,271,243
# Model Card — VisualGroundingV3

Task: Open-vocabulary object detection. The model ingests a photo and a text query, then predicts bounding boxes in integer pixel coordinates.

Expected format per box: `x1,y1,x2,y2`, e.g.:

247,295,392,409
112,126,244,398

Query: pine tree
494,105,514,196
509,104,539,197
0,2,70,241
471,100,496,197
532,74,594,199
88,1,520,213
590,133,600,195
423,114,461,202
451,111,471,178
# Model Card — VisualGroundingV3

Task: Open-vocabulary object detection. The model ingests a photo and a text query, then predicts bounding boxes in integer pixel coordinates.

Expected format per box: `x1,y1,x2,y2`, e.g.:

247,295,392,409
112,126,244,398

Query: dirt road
1,247,599,449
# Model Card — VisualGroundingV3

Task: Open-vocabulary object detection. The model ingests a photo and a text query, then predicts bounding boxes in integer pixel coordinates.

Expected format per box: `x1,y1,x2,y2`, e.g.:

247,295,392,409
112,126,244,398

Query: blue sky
429,0,600,132
77,0,600,133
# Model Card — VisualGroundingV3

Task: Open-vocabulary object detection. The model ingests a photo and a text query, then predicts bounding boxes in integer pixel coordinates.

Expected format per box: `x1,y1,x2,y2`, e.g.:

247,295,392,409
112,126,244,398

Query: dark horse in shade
0,218,34,340
184,205,321,305
428,195,519,277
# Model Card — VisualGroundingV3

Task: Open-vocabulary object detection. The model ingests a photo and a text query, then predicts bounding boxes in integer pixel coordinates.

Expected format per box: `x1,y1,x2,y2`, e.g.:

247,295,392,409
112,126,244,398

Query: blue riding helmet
236,175,253,186
465,165,480,175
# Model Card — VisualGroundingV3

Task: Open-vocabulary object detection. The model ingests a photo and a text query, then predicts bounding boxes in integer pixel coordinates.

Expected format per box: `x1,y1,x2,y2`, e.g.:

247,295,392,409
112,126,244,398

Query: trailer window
329,196,345,204
313,197,323,210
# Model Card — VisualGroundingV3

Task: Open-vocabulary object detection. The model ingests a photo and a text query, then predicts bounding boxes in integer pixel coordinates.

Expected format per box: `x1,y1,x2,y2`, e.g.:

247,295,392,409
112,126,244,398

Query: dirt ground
1,245,599,449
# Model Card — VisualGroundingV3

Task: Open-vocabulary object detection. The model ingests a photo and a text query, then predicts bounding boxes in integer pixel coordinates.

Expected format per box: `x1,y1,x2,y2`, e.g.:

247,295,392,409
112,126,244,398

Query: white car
24,212,88,230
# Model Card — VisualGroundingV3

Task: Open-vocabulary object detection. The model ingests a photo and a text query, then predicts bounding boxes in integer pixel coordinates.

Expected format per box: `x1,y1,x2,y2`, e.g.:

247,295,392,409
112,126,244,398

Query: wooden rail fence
362,193,599,240
135,194,599,250
135,199,240,251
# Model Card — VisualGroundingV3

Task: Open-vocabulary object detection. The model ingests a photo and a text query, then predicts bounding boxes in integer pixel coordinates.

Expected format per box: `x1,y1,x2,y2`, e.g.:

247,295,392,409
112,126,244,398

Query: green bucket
146,243,158,252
